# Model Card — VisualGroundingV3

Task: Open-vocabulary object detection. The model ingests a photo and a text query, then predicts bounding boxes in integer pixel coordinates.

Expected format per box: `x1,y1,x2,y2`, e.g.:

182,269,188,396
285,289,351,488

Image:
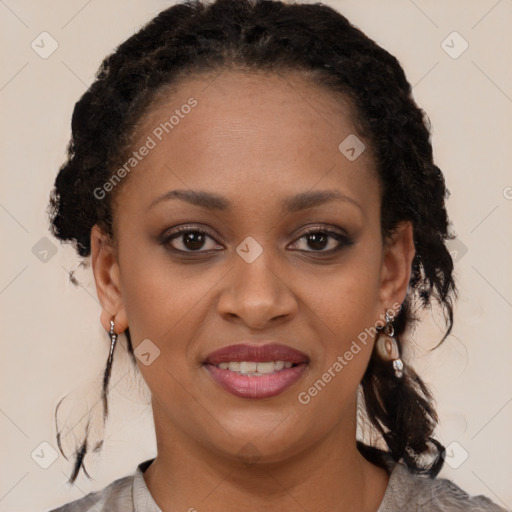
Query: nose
217,250,298,329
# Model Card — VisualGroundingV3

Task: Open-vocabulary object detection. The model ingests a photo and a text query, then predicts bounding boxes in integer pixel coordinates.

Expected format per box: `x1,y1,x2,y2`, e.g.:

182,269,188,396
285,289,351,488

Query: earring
102,318,118,418
376,312,404,379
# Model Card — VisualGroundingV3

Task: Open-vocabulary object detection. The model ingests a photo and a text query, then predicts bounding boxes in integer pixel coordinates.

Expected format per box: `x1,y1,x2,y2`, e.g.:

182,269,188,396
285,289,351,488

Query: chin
202,421,313,467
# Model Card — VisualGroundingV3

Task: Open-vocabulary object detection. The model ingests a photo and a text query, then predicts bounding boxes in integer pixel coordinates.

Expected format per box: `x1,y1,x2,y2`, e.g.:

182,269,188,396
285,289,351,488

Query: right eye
160,225,224,253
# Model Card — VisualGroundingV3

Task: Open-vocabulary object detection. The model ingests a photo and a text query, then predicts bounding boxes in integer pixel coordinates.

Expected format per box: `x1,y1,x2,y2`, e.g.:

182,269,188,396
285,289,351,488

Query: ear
378,221,415,311
90,224,128,334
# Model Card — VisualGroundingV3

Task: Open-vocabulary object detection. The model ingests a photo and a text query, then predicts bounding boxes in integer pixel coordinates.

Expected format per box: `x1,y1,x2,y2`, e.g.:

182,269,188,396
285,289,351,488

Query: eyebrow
147,189,362,212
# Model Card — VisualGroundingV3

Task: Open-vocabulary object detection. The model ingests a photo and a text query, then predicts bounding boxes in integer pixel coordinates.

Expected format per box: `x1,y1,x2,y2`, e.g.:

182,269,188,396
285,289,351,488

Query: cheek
293,271,378,435
118,255,208,410
303,272,378,382
294,245,382,396
301,251,383,340
118,237,211,335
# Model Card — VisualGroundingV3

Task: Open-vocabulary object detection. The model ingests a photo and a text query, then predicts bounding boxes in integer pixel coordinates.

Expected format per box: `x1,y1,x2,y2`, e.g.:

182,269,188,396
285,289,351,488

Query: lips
203,343,309,399
204,343,309,365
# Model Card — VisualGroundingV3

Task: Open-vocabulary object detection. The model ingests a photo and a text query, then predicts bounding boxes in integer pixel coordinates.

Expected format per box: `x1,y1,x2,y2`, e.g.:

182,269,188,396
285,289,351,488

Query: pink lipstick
203,343,309,399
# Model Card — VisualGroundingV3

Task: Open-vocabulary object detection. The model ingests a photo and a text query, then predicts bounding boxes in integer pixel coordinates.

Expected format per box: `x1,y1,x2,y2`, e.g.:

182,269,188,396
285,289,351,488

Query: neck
143,397,390,512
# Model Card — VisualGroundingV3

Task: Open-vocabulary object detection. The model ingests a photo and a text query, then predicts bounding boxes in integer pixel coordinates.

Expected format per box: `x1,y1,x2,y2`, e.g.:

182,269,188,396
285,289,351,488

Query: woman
47,0,507,510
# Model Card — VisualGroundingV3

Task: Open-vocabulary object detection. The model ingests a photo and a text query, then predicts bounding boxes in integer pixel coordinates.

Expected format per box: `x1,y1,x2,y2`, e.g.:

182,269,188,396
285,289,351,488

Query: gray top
49,457,508,511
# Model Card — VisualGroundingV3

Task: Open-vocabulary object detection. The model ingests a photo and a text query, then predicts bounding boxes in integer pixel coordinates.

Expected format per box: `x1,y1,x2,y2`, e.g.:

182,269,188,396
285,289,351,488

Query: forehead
136,68,363,154
114,69,377,211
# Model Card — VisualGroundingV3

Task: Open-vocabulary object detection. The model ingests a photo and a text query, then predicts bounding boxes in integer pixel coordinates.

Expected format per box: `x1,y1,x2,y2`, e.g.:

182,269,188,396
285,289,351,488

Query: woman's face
92,70,413,463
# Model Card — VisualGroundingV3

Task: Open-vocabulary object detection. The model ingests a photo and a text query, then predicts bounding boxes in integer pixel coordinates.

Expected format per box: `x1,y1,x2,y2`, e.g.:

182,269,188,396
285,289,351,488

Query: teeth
256,361,275,374
215,360,296,374
239,361,257,373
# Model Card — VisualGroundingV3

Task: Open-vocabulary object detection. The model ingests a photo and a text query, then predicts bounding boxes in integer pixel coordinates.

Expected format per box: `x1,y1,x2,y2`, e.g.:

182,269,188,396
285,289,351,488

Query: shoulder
380,461,508,512
47,474,134,512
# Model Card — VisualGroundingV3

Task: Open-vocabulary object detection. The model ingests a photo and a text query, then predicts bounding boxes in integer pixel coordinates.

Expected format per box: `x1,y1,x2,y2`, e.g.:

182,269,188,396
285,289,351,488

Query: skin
91,69,415,512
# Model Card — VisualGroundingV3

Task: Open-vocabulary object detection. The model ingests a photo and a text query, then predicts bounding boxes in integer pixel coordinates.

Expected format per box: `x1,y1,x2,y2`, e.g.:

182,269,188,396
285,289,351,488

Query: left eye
289,229,351,253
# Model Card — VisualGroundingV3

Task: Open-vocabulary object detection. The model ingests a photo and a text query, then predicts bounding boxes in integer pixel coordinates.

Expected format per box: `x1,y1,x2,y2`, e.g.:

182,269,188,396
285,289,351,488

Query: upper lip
204,343,309,365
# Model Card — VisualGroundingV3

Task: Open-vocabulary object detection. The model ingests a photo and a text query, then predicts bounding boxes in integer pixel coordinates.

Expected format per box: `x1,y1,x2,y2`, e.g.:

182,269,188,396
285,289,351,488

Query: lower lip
204,363,308,399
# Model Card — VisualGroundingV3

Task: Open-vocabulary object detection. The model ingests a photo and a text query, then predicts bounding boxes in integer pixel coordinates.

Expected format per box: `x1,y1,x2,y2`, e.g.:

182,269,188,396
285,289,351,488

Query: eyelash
160,224,353,255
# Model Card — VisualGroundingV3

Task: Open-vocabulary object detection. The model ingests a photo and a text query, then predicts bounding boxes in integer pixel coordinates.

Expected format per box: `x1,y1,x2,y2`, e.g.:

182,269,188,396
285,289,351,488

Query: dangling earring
376,312,404,379
102,318,118,419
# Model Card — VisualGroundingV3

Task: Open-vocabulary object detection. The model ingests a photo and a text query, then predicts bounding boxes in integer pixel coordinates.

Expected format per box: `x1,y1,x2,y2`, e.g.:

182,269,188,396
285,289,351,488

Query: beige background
1,0,511,510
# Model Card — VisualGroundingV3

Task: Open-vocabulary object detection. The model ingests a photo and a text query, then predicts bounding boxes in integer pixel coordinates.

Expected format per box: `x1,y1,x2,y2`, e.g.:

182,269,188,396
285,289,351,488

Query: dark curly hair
48,0,456,485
